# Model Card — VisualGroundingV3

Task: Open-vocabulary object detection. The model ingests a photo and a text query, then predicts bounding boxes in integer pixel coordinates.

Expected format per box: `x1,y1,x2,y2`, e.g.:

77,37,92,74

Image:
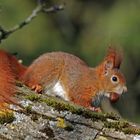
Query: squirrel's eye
111,75,119,83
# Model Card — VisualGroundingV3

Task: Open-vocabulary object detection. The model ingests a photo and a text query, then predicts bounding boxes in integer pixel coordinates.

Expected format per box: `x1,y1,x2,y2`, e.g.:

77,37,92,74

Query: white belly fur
44,81,69,101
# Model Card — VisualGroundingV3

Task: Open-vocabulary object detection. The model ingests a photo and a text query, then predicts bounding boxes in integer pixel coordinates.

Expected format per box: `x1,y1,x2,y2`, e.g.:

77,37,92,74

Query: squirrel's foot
31,84,43,93
89,106,102,112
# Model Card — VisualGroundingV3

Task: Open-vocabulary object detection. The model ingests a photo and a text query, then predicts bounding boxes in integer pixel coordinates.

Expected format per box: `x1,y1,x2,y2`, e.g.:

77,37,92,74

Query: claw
89,106,102,112
31,84,43,93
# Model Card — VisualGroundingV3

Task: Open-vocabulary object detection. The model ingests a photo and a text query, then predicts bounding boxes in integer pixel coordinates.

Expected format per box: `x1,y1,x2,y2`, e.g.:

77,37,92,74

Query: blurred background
0,0,140,122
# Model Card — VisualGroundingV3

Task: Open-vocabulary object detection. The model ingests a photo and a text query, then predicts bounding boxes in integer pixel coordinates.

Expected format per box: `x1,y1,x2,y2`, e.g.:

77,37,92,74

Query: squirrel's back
22,52,89,85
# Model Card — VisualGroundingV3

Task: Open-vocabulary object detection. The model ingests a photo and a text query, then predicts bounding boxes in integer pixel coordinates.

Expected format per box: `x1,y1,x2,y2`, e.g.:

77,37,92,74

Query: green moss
104,120,128,129
25,93,119,121
25,105,32,114
104,119,140,135
56,117,73,131
0,111,15,124
40,95,119,121
122,127,140,135
25,94,41,102
23,92,140,135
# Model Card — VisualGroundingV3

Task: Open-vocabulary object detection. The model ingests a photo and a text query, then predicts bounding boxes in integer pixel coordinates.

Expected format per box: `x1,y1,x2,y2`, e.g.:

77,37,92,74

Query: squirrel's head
96,47,127,102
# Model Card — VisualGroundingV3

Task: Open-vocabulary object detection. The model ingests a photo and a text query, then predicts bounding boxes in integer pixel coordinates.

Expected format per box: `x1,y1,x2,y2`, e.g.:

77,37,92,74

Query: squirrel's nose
123,86,127,93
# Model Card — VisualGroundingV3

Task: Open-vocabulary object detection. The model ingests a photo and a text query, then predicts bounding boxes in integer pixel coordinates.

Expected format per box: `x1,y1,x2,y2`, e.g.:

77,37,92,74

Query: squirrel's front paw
89,106,102,112
31,84,43,93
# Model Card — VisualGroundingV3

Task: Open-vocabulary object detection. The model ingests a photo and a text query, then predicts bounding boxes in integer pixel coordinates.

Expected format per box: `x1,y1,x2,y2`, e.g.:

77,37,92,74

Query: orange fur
22,48,127,110
0,48,127,111
0,50,26,109
104,47,123,69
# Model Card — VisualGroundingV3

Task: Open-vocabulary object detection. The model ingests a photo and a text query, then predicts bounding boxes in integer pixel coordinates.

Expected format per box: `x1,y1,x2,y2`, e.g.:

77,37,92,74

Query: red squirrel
0,50,26,109
0,48,127,110
22,47,127,110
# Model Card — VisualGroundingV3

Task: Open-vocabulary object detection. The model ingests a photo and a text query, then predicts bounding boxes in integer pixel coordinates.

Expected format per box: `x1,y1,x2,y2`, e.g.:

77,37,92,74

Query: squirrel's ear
104,46,123,69
104,59,114,71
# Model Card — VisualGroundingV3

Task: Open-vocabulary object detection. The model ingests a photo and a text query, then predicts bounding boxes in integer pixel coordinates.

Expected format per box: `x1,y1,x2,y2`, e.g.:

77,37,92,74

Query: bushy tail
0,50,27,109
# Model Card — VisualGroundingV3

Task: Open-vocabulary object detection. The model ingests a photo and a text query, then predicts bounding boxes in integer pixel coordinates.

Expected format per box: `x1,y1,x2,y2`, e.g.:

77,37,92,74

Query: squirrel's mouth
105,86,127,102
104,92,120,102
110,92,120,102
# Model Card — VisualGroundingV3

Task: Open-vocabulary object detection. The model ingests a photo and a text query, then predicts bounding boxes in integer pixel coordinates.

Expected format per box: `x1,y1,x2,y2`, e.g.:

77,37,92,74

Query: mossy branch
17,84,119,121
16,84,140,135
0,110,14,124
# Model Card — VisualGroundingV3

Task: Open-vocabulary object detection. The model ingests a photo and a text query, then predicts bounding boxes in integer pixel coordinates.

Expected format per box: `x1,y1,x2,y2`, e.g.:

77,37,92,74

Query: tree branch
0,1,64,43
10,84,140,139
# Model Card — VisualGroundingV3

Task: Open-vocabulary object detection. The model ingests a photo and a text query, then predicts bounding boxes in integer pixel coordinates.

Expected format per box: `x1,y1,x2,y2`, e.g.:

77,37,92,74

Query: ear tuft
104,46,123,69
104,59,114,71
